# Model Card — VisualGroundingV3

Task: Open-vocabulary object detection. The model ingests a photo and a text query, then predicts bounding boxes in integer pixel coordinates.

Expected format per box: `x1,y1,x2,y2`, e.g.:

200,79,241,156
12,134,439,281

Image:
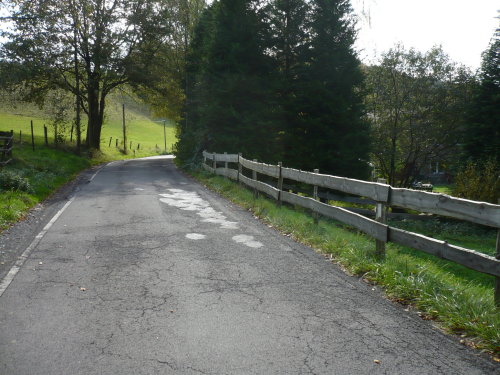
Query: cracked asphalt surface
0,157,498,374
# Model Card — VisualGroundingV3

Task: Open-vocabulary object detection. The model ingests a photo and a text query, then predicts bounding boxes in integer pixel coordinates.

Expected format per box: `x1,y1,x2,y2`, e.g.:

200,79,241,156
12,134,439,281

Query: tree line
0,0,498,194
177,0,370,179
176,0,498,188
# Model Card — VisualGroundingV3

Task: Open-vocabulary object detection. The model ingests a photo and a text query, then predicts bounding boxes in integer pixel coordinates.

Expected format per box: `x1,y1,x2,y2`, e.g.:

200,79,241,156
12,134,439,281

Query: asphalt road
0,157,497,374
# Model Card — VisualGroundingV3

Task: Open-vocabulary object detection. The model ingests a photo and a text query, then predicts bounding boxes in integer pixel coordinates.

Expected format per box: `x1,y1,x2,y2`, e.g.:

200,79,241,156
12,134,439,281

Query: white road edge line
0,197,75,298
0,162,108,298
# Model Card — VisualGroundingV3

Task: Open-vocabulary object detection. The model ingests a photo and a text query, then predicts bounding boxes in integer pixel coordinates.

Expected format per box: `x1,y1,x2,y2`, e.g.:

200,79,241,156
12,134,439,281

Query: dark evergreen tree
265,0,311,160
177,0,282,164
285,0,370,178
465,27,500,164
178,0,370,178
204,0,280,162
176,4,218,164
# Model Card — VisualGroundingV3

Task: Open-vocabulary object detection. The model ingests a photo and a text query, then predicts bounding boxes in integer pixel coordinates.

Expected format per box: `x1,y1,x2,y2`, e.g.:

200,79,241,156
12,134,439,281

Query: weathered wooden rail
0,130,14,166
202,151,500,306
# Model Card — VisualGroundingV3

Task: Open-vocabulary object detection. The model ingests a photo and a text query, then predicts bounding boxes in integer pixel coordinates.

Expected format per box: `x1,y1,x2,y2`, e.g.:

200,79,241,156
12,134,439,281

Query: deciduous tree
365,46,475,187
1,0,173,149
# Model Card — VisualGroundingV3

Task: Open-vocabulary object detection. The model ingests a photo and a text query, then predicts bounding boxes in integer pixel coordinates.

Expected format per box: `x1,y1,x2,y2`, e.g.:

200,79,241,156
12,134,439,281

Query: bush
454,160,499,203
0,169,32,192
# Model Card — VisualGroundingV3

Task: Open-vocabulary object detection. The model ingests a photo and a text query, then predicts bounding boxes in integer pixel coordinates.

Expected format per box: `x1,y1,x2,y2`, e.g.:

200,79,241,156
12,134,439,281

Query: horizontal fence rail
202,150,500,305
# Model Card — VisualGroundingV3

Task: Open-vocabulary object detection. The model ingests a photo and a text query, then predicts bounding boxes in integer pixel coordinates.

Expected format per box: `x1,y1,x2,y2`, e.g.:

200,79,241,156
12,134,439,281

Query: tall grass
192,169,500,355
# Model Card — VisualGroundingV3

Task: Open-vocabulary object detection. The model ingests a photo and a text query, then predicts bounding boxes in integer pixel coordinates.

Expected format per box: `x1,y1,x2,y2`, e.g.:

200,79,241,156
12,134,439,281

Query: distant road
0,157,497,374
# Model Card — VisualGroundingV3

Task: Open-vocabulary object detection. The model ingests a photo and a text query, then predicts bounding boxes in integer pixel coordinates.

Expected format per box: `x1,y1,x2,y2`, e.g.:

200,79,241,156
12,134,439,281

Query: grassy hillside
0,95,176,161
0,95,177,230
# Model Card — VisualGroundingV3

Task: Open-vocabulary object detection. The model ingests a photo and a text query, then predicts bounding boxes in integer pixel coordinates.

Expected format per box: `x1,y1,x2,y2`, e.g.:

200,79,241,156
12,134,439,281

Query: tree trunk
86,77,104,150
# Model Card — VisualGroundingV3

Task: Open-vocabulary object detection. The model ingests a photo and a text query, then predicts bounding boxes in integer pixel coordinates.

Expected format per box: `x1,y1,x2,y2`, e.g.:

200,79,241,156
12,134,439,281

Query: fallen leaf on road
493,357,500,363
39,262,43,265
80,287,86,291
374,360,381,364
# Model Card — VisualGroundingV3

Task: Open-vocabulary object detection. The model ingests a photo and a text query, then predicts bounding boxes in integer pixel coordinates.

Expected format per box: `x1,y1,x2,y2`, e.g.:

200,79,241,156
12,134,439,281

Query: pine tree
203,0,280,162
284,0,370,178
265,0,311,161
176,5,218,165
465,27,500,164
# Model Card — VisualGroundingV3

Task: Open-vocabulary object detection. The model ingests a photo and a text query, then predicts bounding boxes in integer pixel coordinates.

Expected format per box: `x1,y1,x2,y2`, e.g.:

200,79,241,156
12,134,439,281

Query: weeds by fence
202,151,500,306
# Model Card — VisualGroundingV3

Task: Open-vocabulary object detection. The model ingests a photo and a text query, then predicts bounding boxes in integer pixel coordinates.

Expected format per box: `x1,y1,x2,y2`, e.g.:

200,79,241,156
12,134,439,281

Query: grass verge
0,142,90,230
190,169,500,357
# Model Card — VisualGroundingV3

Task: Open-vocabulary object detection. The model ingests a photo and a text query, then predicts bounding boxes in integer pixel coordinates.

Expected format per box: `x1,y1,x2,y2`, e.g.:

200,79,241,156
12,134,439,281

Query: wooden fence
0,130,14,166
202,151,500,306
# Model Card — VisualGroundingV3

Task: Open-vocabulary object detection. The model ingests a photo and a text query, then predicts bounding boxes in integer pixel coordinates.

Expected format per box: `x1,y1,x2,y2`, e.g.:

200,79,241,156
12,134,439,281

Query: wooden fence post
30,120,35,151
375,178,387,258
277,162,283,207
108,137,112,147
19,130,22,144
495,199,500,308
115,138,118,147
43,125,48,146
313,168,319,224
238,153,242,183
9,130,13,156
212,153,216,173
224,152,228,172
253,159,258,198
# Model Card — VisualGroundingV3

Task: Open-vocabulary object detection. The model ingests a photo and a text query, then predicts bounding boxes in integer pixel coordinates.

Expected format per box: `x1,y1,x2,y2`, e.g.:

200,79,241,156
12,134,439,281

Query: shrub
0,170,32,192
454,160,499,203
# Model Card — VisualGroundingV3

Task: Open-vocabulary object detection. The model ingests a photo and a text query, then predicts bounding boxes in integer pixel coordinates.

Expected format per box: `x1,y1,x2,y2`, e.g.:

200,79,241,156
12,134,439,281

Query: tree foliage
454,159,499,203
0,0,175,149
464,26,500,164
283,0,369,177
177,0,370,179
365,46,476,187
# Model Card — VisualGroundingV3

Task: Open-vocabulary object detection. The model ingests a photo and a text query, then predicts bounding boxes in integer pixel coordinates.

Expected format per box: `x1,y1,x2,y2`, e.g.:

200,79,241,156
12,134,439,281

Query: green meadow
0,98,177,229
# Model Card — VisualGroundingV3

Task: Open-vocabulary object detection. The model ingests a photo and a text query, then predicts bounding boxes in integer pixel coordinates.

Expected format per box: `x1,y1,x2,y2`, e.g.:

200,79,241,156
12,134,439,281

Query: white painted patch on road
159,189,238,229
186,233,206,240
232,235,263,248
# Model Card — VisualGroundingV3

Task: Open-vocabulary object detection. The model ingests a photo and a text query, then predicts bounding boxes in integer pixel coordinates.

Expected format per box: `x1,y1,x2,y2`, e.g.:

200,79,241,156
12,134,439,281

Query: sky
351,0,499,70
1,1,498,70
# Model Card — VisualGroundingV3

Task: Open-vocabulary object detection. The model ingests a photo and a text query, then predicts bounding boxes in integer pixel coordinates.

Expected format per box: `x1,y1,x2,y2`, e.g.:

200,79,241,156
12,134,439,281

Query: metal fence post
224,152,228,172
375,178,387,259
212,153,216,174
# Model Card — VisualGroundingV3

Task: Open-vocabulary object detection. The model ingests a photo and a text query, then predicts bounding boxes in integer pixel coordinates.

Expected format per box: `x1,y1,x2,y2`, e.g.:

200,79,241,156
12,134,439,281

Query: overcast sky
351,0,499,70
